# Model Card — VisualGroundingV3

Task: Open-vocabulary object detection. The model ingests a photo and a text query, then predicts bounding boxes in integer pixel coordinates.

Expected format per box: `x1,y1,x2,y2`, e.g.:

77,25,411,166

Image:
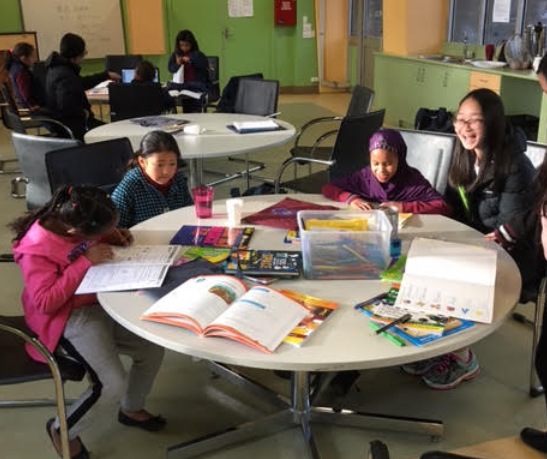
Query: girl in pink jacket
11,186,165,459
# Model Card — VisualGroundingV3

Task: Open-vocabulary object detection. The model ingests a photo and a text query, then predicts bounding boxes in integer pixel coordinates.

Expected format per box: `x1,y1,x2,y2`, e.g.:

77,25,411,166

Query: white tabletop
99,194,521,372
84,113,296,160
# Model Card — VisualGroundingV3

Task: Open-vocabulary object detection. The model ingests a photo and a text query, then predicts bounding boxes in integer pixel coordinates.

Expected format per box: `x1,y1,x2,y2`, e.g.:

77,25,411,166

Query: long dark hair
128,130,182,169
4,42,35,71
174,30,199,53
448,88,513,193
10,185,118,242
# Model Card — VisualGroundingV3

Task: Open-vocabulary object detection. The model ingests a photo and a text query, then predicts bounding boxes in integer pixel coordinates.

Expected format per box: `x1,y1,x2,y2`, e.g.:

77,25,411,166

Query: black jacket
44,52,108,140
167,50,209,85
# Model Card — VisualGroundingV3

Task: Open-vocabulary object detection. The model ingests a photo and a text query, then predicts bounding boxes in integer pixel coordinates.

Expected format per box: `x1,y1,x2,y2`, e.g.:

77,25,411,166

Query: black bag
414,107,454,133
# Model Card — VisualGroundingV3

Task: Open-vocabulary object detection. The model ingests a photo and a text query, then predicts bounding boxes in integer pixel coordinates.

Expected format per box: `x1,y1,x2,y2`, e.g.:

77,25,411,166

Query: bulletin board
19,0,125,59
125,0,165,55
0,32,39,58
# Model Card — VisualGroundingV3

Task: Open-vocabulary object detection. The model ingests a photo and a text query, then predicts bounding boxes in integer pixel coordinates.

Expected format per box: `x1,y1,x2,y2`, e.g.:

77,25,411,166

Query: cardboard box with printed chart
297,210,392,280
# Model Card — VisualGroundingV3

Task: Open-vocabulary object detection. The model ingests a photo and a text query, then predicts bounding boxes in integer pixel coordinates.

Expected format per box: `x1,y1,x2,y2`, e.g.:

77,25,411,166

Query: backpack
414,107,454,133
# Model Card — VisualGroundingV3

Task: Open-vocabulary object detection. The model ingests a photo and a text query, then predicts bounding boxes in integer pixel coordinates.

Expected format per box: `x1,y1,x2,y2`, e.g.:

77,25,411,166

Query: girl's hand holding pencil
105,228,134,247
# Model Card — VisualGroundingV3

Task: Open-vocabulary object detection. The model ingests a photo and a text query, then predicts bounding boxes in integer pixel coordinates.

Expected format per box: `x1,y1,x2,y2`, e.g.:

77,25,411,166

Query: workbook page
108,245,180,264
76,265,169,294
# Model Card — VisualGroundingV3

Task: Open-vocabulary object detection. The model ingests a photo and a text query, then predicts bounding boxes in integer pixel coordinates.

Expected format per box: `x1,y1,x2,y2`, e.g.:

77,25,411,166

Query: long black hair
3,42,35,71
128,130,182,169
448,88,513,193
537,53,547,79
174,30,199,53
10,185,118,242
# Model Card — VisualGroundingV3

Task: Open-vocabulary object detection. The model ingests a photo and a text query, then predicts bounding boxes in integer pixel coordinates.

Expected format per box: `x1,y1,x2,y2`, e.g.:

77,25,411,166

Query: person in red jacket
322,128,451,216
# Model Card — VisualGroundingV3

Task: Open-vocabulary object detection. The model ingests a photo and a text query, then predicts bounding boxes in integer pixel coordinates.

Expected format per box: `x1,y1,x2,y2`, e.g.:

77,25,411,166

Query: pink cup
191,185,214,218
485,44,495,61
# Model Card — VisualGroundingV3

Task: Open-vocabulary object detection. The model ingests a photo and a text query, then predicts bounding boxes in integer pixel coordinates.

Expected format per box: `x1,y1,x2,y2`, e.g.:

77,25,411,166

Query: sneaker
401,356,445,376
421,351,480,390
521,427,547,453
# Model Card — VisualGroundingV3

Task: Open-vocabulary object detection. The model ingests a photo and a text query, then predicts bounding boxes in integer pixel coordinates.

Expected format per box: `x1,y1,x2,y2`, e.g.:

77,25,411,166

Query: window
350,0,382,38
451,0,483,43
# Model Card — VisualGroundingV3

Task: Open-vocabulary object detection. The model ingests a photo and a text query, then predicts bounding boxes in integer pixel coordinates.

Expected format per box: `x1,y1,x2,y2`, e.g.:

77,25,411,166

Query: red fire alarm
274,0,296,26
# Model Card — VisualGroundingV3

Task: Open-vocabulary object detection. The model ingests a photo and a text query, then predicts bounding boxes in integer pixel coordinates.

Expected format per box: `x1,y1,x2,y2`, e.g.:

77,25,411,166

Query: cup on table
485,44,495,61
191,185,214,218
226,198,243,226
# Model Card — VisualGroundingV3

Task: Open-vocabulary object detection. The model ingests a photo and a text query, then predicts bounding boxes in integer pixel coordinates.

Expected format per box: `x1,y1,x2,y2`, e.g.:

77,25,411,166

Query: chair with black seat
104,54,143,75
108,82,166,122
10,132,81,209
0,313,86,459
215,73,264,114
290,85,374,168
275,110,385,194
46,137,134,195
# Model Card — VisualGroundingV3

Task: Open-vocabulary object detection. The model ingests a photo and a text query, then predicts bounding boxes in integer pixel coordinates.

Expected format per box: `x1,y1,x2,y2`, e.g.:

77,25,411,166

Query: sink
419,54,464,64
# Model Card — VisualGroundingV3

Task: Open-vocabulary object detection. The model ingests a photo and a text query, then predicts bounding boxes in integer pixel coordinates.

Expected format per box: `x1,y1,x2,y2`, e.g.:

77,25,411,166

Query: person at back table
4,42,42,111
322,128,452,215
111,130,193,228
131,60,175,113
167,29,209,113
44,33,120,140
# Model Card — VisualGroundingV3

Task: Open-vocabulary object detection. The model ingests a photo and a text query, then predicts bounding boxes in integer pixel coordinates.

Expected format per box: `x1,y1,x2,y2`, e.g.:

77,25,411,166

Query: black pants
536,303,547,415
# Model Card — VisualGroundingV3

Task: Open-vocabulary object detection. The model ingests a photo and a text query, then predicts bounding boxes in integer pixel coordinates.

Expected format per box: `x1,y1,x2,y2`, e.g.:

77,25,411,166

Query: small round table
84,113,296,189
99,194,521,459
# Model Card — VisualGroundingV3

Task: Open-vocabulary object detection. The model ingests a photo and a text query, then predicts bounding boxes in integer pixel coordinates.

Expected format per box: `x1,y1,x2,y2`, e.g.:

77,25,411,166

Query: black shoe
118,410,167,432
46,418,90,459
521,427,547,453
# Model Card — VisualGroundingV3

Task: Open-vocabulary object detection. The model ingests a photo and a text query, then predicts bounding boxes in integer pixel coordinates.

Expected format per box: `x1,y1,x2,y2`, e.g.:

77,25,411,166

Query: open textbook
394,238,497,323
140,275,308,353
168,89,203,100
76,245,180,294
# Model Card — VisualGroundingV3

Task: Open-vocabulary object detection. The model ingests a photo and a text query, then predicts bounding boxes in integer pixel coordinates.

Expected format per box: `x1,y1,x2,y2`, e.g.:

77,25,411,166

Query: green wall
1,0,318,89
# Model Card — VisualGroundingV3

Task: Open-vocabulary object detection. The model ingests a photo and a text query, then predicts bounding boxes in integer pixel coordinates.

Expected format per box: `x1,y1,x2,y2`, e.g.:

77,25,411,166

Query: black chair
104,54,143,75
46,138,134,195
290,85,374,164
0,314,86,459
366,440,485,459
233,78,279,116
275,110,386,194
206,56,220,106
10,132,81,209
108,82,167,122
215,73,264,113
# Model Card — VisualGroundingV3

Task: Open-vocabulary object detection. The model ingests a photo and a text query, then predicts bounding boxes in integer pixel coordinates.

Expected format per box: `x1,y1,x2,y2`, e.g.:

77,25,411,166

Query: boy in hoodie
44,33,120,140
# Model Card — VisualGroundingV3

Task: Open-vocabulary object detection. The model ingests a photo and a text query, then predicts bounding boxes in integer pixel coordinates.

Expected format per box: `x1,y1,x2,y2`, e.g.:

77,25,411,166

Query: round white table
84,113,296,189
99,194,521,459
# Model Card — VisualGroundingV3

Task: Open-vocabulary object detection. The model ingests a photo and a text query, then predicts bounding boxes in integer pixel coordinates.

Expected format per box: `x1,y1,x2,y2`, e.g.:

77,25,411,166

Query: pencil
368,321,406,347
114,228,130,246
342,244,369,263
374,313,412,335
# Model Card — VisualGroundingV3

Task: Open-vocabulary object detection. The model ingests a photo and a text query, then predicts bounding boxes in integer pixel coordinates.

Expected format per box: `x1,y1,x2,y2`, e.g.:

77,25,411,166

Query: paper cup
226,198,243,226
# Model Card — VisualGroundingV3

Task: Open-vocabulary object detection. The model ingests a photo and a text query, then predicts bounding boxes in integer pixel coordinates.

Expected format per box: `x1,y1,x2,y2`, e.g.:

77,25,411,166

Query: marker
354,292,388,309
368,321,406,347
374,313,412,335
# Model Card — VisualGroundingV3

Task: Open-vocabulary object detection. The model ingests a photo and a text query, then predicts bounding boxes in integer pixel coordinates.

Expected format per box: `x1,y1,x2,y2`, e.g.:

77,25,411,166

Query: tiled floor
0,93,545,459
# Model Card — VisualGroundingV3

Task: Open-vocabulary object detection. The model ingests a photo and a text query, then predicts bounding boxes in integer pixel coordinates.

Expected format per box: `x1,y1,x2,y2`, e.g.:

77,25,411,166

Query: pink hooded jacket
12,221,97,362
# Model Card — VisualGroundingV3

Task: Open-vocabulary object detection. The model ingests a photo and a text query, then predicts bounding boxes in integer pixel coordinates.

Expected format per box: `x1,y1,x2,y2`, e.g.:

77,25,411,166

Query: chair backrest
45,138,134,195
104,54,143,75
329,110,385,181
108,83,165,122
346,85,374,116
215,73,263,113
524,141,547,170
11,132,82,209
233,79,279,116
0,82,19,113
398,128,457,195
207,56,220,103
1,104,27,133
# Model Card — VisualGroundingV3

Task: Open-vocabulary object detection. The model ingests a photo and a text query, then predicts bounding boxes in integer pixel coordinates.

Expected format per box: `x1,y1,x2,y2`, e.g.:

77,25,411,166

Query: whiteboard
20,0,125,59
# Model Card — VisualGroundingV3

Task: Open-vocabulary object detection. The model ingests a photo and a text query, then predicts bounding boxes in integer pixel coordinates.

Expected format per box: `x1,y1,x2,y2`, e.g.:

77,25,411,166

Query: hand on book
103,228,134,247
84,243,114,265
349,198,374,210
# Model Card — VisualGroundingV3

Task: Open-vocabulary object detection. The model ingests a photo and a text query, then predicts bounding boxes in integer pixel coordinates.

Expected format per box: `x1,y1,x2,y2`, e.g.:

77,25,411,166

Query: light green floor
0,95,545,458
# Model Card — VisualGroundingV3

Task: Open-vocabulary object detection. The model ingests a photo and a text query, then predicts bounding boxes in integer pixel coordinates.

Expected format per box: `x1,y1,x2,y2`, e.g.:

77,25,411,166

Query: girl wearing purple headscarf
322,129,451,216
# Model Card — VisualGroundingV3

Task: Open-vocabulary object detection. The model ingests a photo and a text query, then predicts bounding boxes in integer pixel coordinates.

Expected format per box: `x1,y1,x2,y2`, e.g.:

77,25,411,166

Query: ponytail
3,42,35,71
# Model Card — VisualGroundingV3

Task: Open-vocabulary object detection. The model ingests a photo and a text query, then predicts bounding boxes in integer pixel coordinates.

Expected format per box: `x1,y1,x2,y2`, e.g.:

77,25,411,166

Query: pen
368,322,406,347
374,313,412,335
354,292,388,309
114,228,131,246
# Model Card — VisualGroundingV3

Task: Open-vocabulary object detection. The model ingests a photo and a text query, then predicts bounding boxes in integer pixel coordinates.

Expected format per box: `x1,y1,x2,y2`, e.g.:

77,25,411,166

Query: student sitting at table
111,130,193,228
4,42,42,111
10,185,166,459
131,60,176,113
322,128,452,216
44,33,120,140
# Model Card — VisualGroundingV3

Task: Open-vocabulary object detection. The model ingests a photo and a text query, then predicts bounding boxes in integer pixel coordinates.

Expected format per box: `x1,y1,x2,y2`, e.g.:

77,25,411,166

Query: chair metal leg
530,279,546,397
0,158,20,174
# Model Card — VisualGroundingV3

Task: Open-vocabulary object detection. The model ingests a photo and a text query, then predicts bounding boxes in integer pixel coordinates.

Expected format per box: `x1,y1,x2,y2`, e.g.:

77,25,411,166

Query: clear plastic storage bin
297,210,392,280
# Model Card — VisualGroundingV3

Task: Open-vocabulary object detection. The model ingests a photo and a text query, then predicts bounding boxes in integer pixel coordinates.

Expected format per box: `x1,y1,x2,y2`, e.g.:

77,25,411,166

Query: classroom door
218,3,274,84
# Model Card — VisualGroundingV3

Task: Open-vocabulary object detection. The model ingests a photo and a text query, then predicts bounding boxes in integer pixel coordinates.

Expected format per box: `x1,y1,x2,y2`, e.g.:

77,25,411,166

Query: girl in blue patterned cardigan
111,131,193,228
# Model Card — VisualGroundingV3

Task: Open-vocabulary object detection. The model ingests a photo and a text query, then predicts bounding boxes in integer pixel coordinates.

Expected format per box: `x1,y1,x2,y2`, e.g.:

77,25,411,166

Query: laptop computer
121,67,160,83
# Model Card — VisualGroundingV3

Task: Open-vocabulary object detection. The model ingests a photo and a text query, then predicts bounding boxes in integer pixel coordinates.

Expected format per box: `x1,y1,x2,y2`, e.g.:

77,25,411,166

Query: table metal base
167,363,443,458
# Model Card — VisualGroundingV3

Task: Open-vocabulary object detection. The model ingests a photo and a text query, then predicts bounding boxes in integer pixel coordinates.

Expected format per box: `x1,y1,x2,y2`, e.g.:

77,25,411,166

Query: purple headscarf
331,129,443,203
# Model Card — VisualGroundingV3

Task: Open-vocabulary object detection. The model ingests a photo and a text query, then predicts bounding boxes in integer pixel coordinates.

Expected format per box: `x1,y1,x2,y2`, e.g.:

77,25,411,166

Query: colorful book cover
281,290,339,347
224,250,301,277
170,226,254,249
380,256,407,282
